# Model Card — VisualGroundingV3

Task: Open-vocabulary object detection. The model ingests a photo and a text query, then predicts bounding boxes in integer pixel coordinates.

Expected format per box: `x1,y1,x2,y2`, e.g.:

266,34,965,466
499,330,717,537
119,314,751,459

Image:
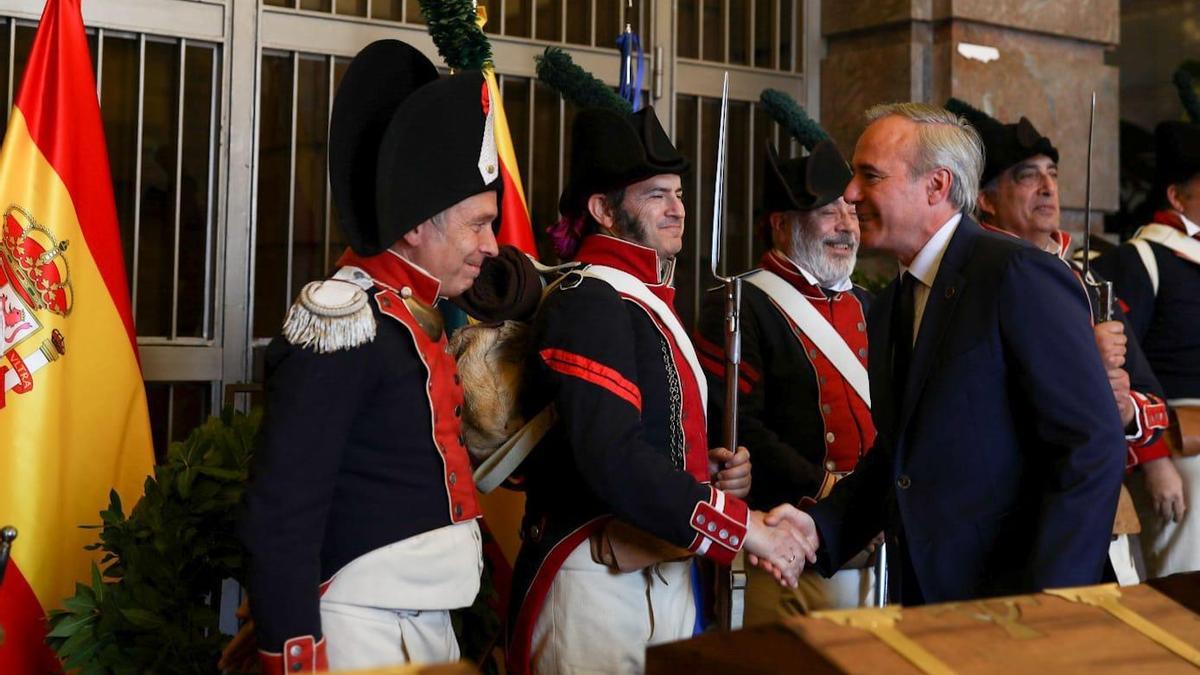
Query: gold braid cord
811,606,957,675
1046,584,1200,669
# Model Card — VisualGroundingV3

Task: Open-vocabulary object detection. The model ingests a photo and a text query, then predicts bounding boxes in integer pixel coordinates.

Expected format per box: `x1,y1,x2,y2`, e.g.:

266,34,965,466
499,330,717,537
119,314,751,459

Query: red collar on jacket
1051,229,1071,260
574,234,676,305
1153,210,1200,239
981,222,1069,258
761,249,826,299
336,248,442,304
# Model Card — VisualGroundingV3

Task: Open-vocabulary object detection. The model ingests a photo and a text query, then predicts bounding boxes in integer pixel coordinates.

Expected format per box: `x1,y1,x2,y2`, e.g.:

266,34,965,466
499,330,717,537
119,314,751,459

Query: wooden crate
646,580,1200,674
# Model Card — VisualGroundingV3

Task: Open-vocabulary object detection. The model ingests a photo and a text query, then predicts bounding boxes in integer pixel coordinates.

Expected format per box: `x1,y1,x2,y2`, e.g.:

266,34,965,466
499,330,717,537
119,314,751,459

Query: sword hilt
1085,277,1114,323
0,526,17,586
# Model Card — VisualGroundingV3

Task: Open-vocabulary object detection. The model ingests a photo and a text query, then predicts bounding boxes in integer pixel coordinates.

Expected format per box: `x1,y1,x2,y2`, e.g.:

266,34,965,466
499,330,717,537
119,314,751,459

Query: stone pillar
820,0,1120,227
1115,1,1200,132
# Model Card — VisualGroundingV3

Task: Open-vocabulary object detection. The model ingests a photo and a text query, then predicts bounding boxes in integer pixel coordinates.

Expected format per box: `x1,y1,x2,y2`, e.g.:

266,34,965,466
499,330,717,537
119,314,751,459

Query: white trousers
1108,534,1141,586
317,521,482,670
320,602,460,670
530,540,695,675
745,563,875,625
1131,454,1200,578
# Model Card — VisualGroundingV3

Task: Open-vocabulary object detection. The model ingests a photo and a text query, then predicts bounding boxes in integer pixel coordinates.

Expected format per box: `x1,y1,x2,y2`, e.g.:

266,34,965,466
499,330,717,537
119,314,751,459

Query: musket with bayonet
710,73,750,632
1082,91,1115,323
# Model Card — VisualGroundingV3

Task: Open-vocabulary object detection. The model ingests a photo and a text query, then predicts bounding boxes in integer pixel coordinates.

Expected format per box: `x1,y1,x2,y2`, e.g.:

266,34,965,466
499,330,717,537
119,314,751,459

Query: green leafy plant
419,0,492,70
45,406,506,674
536,47,632,114
46,408,259,674
759,88,829,151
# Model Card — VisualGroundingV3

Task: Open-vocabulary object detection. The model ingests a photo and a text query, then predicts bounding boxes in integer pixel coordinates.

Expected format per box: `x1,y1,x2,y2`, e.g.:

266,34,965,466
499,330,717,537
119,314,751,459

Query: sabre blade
1083,91,1095,281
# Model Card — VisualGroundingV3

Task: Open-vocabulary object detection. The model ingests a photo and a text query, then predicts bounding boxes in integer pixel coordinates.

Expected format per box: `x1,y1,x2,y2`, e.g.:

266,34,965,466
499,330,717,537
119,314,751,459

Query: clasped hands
744,505,819,588
708,445,820,588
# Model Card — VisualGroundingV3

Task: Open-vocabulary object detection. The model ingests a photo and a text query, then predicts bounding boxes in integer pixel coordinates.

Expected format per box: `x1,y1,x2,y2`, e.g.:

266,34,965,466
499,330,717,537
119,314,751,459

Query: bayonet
1082,91,1114,322
710,72,748,632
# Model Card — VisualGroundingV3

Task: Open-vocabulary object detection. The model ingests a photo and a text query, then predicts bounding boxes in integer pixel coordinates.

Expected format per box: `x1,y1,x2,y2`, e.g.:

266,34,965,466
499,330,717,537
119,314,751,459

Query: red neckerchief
336,248,441,304
761,249,825,299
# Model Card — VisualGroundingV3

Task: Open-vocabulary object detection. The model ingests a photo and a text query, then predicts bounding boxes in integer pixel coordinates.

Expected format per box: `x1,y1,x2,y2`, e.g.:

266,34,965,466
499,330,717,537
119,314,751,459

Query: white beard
789,228,857,288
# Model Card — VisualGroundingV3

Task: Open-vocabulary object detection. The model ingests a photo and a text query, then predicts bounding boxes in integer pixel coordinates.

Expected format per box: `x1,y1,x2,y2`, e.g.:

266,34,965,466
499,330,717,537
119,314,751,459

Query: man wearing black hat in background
695,139,880,620
239,40,501,673
1096,118,1200,579
948,99,1174,585
506,105,815,675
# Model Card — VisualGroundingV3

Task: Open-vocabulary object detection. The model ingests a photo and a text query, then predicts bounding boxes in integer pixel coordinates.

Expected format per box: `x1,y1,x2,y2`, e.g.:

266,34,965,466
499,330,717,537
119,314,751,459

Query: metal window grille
0,15,223,458
0,0,818,448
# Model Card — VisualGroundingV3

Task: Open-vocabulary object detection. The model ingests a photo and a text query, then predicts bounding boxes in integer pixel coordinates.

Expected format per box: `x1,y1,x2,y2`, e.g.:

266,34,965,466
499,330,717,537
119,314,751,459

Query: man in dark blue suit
775,102,1127,605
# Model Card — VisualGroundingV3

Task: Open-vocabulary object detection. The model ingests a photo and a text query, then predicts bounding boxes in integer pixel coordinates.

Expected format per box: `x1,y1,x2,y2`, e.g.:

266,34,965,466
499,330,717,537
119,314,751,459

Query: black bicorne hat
762,139,852,213
945,98,1059,188
558,106,689,218
1154,120,1200,189
329,39,501,256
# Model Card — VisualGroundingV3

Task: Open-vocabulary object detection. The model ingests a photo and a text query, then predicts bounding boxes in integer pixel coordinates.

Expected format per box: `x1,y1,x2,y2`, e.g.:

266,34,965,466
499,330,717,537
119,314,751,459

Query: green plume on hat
419,0,492,70
759,89,828,151
1173,66,1200,124
945,97,996,130
535,47,631,114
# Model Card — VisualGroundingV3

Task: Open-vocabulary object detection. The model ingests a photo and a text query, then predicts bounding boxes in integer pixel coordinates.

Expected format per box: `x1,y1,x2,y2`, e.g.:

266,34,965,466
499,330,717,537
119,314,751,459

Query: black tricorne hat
946,98,1059,188
329,39,501,256
558,106,689,218
1154,120,1200,189
762,139,851,214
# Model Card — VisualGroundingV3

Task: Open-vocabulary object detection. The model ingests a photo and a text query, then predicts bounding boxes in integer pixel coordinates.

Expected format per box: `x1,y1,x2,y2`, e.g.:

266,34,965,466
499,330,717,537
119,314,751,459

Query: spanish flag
483,69,536,256
0,0,154,670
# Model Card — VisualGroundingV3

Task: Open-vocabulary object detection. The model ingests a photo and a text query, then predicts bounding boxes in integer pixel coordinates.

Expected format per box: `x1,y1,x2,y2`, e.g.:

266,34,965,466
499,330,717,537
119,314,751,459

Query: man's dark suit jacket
808,215,1126,604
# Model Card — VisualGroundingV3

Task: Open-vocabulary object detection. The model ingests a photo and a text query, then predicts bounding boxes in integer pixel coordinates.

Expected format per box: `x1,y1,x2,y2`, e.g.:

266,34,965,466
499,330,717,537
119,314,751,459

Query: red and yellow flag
0,0,154,669
483,69,537,256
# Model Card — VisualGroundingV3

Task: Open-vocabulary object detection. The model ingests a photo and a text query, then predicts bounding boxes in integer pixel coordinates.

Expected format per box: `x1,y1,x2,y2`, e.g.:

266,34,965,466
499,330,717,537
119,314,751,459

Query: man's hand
709,446,751,498
744,505,819,588
1143,457,1187,523
1094,321,1127,370
1108,368,1135,427
218,596,257,672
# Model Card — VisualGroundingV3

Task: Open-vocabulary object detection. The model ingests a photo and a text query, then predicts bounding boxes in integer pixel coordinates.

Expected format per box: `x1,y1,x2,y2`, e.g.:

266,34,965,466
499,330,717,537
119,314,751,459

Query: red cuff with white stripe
1128,390,1169,449
687,487,749,565
259,635,328,674
1131,437,1171,468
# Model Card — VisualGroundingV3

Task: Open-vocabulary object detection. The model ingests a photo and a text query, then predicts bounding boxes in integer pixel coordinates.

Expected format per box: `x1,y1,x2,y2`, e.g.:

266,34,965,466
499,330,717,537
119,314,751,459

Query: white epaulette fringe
282,277,376,353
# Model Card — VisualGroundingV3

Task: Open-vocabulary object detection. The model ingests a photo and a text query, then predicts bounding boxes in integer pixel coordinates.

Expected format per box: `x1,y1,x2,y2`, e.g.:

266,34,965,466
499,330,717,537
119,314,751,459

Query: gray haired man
775,103,1127,605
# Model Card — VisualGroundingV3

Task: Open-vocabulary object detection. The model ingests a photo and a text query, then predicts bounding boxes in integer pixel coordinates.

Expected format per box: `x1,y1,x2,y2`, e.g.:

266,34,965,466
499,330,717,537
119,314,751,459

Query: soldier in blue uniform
1096,117,1200,578
696,139,881,618
239,40,502,673
948,99,1172,584
506,105,815,675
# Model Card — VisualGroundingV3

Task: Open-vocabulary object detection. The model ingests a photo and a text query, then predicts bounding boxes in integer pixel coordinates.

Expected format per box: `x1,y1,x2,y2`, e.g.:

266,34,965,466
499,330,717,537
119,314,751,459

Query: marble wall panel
823,0,930,37
937,0,1119,44
822,24,926,154
1114,0,1200,130
947,21,1119,212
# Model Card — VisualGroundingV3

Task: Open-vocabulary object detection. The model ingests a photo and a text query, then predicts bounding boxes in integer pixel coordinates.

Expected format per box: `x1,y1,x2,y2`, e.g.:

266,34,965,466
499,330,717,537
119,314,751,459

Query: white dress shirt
899,212,963,346
1181,212,1200,237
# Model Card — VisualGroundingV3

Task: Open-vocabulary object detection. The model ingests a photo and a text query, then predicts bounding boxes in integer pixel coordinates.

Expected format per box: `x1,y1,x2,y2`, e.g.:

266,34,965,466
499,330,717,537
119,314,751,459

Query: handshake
744,505,819,588
708,445,820,587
